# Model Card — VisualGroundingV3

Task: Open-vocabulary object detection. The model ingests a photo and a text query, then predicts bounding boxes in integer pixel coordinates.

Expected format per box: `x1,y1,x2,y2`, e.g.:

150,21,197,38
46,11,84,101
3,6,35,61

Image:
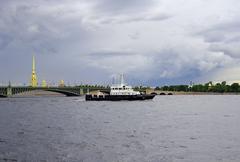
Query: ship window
119,88,122,90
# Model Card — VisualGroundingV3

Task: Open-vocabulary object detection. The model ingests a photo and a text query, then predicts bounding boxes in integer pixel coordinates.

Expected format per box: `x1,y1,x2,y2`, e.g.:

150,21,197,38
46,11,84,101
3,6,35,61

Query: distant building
42,80,47,88
59,80,65,87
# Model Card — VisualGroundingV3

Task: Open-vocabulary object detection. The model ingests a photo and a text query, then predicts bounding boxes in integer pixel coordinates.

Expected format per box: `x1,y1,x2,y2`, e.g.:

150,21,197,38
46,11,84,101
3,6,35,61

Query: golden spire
32,55,35,71
31,55,38,87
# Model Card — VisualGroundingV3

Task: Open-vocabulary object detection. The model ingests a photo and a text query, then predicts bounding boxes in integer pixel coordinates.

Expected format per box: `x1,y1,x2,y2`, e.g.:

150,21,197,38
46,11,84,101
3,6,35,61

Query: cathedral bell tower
30,55,38,87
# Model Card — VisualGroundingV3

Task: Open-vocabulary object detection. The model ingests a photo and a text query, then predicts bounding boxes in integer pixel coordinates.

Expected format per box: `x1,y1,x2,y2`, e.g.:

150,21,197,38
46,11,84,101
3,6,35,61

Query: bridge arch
45,89,80,96
1,86,109,97
151,92,157,95
159,92,166,95
10,88,81,97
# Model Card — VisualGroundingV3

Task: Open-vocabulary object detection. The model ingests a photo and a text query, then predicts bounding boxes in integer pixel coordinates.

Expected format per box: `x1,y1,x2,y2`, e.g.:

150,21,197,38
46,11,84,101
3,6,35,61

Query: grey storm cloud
92,0,156,14
1,0,240,85
199,20,240,59
0,33,13,49
97,13,171,24
199,21,240,43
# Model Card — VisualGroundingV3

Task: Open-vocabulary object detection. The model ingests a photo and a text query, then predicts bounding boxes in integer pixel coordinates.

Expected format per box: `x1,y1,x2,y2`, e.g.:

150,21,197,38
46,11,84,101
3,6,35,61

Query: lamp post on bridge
7,81,12,96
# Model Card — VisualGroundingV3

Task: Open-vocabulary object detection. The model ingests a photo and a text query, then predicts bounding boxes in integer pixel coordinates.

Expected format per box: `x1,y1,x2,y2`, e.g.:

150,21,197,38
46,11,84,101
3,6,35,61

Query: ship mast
120,74,124,86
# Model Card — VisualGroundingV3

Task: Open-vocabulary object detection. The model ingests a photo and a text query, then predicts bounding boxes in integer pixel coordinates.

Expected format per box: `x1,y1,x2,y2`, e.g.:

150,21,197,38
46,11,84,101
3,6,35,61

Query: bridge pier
80,88,83,95
7,87,12,97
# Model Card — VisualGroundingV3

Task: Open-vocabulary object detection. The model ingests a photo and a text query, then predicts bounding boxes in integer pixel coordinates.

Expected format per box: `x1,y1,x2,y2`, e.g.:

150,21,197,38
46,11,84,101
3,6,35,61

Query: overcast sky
1,0,240,86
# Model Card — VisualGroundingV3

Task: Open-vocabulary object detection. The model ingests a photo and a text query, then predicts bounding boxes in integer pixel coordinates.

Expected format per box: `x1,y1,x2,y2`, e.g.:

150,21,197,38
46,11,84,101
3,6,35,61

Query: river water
0,95,240,162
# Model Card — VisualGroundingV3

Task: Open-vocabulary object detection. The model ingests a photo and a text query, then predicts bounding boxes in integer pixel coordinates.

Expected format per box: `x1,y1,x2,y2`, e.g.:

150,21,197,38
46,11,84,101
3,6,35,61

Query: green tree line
155,81,240,93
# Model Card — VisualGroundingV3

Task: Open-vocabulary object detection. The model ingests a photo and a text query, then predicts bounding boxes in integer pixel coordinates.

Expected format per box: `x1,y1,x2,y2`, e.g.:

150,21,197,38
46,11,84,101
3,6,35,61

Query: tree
214,83,224,93
155,86,161,90
192,84,206,92
162,86,169,91
221,81,227,86
230,83,239,92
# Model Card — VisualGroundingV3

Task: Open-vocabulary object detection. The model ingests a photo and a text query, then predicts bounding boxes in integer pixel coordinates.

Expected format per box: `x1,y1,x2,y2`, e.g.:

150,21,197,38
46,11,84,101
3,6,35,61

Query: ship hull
85,94,155,101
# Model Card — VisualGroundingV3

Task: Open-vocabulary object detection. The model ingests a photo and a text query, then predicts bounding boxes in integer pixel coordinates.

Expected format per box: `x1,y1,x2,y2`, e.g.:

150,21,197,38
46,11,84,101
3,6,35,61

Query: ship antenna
112,76,115,85
120,73,124,86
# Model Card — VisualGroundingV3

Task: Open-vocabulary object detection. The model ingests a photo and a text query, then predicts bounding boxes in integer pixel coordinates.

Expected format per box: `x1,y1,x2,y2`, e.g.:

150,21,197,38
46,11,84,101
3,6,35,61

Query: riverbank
172,92,240,95
147,90,240,95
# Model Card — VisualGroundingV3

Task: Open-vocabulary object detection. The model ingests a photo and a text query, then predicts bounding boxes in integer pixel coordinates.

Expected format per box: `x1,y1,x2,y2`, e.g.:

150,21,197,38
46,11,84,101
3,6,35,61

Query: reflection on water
0,96,240,162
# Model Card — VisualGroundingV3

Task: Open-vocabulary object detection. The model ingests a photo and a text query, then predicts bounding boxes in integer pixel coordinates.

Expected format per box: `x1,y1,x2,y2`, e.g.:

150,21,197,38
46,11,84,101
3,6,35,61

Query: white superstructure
110,74,140,95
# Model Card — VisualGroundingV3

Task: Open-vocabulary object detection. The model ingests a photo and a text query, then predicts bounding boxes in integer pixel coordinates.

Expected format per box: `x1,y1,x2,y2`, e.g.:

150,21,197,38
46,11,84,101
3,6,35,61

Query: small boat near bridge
85,75,155,101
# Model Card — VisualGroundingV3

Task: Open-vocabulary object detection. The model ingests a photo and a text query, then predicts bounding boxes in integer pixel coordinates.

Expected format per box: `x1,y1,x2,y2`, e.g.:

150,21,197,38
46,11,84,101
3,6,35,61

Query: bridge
145,89,185,95
0,86,109,98
0,86,186,98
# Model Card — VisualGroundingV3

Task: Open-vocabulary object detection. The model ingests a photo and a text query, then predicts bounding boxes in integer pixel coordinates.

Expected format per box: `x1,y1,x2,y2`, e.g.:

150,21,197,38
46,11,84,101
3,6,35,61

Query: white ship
86,74,155,101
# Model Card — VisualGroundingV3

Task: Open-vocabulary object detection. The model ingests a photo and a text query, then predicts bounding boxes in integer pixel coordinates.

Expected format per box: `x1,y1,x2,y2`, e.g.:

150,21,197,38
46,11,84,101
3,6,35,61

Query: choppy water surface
0,95,240,162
